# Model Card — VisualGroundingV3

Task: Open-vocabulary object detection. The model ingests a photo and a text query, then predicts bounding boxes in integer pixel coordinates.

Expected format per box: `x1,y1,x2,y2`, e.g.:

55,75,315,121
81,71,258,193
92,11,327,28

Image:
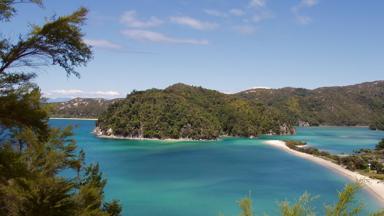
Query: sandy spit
264,140,384,205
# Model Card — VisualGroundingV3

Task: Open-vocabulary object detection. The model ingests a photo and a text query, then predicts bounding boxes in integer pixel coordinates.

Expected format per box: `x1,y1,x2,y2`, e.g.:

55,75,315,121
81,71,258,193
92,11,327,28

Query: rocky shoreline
93,126,292,141
93,127,216,142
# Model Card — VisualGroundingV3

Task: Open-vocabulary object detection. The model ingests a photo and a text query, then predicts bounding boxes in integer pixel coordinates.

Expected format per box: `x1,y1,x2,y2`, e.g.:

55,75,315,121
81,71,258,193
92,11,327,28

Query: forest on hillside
237,81,384,129
96,84,294,140
51,81,384,131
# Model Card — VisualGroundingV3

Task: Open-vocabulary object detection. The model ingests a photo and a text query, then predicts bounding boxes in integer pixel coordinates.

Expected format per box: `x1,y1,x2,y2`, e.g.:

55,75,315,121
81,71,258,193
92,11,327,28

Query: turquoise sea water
264,127,384,154
50,120,384,216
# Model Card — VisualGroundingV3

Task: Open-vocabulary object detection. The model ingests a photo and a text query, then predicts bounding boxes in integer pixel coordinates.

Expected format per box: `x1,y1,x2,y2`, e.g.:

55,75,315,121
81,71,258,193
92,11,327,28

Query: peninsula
96,83,294,140
265,140,384,204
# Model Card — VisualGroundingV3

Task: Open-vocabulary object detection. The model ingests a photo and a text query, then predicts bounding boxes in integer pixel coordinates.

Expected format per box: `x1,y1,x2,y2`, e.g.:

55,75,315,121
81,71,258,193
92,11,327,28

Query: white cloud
252,11,273,23
302,0,318,7
296,15,312,25
93,91,121,96
203,9,227,17
251,86,271,89
50,89,84,95
204,8,246,17
229,9,245,16
84,39,121,49
44,89,121,98
249,0,266,8
247,0,273,24
292,0,319,25
170,16,218,30
120,10,163,28
121,29,209,45
233,25,257,34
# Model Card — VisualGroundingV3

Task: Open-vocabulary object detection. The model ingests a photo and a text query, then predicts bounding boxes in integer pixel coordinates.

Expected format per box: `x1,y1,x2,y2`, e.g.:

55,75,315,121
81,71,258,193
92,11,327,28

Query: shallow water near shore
50,119,384,216
265,126,384,154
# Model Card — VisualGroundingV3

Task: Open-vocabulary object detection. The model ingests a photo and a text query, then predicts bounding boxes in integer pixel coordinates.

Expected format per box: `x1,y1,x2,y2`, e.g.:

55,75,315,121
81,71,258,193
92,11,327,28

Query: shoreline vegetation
93,127,240,142
94,127,205,142
264,140,384,205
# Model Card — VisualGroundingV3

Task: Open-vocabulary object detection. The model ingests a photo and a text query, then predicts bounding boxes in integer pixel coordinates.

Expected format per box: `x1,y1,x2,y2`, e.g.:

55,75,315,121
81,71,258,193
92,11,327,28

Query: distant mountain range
46,98,73,103
49,81,384,130
49,98,121,118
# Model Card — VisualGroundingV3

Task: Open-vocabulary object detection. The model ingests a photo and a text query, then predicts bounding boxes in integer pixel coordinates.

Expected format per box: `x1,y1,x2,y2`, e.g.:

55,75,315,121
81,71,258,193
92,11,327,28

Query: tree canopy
0,1,121,215
97,83,294,140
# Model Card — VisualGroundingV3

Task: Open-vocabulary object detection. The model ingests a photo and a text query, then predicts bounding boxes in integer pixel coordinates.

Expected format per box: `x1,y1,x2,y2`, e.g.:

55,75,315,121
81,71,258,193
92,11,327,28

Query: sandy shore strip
264,140,384,204
49,117,98,121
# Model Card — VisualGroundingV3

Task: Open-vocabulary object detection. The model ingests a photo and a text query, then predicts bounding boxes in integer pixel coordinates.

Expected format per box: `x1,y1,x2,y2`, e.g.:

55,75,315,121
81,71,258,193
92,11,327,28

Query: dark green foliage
237,81,384,127
285,140,307,147
0,4,91,138
0,86,49,139
97,84,294,140
0,0,42,21
370,161,384,174
376,139,384,151
0,7,92,77
369,116,384,131
0,2,121,215
340,156,368,171
103,200,122,216
0,128,119,216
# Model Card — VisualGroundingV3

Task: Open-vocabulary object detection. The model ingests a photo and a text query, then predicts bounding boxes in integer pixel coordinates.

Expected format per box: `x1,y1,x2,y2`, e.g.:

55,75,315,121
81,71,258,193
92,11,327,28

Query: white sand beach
264,140,384,204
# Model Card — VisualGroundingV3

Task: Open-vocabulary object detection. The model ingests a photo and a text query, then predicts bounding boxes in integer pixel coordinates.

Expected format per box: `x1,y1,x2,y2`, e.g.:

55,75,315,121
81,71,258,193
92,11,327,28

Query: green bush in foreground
232,184,384,216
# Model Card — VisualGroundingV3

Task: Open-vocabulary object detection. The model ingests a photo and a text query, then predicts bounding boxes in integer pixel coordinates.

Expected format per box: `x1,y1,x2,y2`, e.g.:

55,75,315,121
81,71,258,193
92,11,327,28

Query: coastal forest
1,1,384,216
51,81,384,131
96,83,294,140
237,81,384,129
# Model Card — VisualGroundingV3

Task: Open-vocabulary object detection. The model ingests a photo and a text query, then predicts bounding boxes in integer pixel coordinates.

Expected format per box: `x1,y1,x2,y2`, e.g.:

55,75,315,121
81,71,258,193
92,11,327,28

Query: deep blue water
50,119,384,216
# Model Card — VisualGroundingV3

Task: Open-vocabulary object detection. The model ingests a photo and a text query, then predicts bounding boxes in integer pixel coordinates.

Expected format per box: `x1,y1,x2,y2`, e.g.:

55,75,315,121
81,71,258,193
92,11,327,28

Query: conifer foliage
0,1,121,215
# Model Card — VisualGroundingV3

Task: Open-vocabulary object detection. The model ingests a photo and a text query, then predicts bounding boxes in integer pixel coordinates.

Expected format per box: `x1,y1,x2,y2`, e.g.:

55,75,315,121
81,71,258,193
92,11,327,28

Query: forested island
95,83,294,140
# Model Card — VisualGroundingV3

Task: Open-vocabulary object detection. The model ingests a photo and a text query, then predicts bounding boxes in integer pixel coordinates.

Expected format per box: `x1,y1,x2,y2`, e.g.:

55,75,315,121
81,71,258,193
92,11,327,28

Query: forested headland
96,83,294,140
50,81,384,133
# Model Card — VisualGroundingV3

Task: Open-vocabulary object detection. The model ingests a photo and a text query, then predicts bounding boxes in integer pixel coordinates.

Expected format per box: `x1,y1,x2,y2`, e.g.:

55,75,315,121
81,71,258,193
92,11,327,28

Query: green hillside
96,84,294,140
237,81,384,127
50,81,384,131
49,98,121,118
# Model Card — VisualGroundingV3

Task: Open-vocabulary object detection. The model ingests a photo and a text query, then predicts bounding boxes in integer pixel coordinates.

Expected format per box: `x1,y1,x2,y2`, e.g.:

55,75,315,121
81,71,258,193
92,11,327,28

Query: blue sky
4,0,384,98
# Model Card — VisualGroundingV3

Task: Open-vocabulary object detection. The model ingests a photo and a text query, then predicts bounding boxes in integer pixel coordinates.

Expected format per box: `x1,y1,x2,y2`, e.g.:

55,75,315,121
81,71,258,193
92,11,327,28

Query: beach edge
264,140,384,205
